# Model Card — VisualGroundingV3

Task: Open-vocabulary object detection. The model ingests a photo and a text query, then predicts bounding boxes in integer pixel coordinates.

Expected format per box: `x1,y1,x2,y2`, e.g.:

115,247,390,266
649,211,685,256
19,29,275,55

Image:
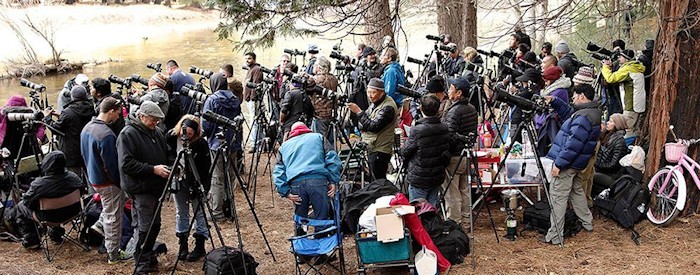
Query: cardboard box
375,205,414,243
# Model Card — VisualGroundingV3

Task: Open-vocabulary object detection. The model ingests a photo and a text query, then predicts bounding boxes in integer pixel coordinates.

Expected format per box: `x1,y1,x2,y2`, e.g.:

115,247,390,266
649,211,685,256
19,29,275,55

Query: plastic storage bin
356,231,411,264
505,157,553,184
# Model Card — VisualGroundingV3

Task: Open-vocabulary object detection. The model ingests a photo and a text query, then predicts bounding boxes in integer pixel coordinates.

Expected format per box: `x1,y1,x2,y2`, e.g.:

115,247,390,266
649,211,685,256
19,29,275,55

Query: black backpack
521,201,582,237
203,246,258,275
594,175,650,244
418,211,469,264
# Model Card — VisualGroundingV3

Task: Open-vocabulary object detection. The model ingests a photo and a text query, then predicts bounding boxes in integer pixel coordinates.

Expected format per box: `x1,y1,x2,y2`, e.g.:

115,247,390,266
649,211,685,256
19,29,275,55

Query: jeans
290,178,331,222
173,182,209,238
209,150,238,220
368,152,391,181
408,185,439,206
246,101,259,149
94,184,125,258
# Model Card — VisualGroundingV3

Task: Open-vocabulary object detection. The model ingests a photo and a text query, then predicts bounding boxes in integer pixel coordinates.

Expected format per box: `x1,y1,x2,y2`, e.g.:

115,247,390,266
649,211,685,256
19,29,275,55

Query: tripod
245,93,277,205
472,110,564,248
164,132,237,275
437,133,499,253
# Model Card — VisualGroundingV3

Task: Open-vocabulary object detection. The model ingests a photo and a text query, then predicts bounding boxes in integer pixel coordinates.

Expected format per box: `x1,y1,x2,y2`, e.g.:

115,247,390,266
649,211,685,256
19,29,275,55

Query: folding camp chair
289,192,345,275
32,189,90,262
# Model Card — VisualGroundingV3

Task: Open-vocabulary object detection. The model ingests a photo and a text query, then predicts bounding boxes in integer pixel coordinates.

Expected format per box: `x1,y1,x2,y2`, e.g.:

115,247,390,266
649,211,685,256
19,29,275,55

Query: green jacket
602,61,645,112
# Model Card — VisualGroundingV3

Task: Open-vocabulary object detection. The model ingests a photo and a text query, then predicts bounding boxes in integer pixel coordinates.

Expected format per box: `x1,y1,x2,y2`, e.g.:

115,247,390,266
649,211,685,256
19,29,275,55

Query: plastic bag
358,195,395,231
619,145,645,173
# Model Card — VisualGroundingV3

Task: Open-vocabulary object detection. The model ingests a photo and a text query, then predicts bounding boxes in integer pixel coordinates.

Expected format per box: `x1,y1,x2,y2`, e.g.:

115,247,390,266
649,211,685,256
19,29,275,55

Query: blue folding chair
289,192,345,275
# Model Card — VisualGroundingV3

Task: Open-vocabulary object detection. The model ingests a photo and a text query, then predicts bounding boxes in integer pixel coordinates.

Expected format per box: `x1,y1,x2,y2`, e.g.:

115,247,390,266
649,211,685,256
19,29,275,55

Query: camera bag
593,175,650,244
521,201,582,237
203,246,258,275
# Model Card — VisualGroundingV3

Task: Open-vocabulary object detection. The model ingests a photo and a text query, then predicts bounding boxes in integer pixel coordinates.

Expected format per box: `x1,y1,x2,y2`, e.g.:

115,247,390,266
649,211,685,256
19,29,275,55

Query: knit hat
425,76,445,93
288,121,312,139
447,77,471,93
555,40,570,54
149,72,169,89
609,113,628,130
612,39,626,50
542,66,563,81
99,97,121,113
619,49,635,60
137,101,165,119
522,51,538,65
367,78,385,91
70,85,88,101
362,46,376,58
573,66,595,85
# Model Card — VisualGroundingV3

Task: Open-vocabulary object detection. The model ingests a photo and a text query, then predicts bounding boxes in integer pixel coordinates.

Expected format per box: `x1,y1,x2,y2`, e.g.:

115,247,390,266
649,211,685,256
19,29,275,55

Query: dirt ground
1,150,699,275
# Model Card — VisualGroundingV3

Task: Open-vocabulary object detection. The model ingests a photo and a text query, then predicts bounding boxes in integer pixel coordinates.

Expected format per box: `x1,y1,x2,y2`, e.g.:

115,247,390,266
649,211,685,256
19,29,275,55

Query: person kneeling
273,122,341,236
401,95,451,206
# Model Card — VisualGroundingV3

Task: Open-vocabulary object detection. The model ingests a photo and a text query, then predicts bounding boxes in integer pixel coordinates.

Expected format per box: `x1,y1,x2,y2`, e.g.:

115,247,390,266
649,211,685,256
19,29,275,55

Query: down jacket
546,99,602,170
401,116,451,188
443,98,478,156
594,130,627,175
44,99,95,167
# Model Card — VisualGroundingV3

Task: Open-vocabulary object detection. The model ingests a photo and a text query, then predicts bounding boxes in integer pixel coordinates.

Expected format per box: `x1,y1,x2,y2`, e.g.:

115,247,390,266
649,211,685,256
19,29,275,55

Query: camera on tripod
203,110,245,132
19,78,46,91
426,34,445,42
586,42,619,61
335,64,355,72
130,74,149,86
330,50,350,62
406,56,427,65
181,85,208,103
284,48,306,56
493,85,548,113
291,74,310,87
476,49,502,58
147,63,162,72
108,74,132,89
454,132,477,146
397,84,424,99
465,62,484,75
2,107,42,122
190,65,214,79
439,44,457,54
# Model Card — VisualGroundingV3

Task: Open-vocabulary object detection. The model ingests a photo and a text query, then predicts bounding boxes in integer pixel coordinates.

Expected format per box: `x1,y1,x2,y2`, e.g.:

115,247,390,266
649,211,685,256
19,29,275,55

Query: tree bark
463,0,478,48
362,0,394,49
641,0,700,214
437,0,463,46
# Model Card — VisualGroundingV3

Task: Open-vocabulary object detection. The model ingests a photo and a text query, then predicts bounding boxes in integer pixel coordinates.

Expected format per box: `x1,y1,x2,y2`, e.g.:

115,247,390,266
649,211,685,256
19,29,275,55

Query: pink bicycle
647,126,700,226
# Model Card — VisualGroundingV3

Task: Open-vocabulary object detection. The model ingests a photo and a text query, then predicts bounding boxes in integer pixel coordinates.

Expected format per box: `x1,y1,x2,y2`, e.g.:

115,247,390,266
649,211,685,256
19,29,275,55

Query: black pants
368,152,391,181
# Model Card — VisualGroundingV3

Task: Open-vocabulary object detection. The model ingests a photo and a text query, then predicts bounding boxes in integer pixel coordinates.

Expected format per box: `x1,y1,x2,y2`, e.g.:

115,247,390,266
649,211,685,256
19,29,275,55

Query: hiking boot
186,233,206,262
176,232,189,261
108,250,131,264
21,239,40,250
91,222,105,237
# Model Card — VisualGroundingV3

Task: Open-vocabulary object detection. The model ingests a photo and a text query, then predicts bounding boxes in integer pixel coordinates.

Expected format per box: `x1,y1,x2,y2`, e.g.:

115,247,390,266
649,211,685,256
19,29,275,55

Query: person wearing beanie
347,78,398,180
117,99,169,274
601,48,645,138
592,113,631,198
129,72,171,131
56,73,90,113
441,77,478,223
555,40,579,79
273,121,341,236
80,97,128,263
573,66,596,86
42,84,96,177
311,56,339,148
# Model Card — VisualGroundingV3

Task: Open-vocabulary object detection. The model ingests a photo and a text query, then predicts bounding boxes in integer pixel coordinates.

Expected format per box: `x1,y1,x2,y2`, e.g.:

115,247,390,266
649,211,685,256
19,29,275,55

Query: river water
0,28,354,106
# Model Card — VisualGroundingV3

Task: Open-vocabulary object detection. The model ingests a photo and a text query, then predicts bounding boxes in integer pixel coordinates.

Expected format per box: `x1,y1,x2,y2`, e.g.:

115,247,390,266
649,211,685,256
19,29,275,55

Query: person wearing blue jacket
202,73,242,221
380,47,406,105
273,122,341,234
541,84,601,245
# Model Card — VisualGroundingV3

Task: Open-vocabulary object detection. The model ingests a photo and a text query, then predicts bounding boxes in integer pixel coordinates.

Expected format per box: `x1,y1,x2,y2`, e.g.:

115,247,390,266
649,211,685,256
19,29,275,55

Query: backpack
203,246,258,275
79,198,105,247
417,209,469,264
0,203,21,242
593,175,650,244
521,201,582,237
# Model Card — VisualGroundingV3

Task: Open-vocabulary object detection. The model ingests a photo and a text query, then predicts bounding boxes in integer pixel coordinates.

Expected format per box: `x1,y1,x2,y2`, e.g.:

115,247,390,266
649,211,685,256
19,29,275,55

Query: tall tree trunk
641,0,700,214
463,0,478,48
363,0,394,49
437,0,464,47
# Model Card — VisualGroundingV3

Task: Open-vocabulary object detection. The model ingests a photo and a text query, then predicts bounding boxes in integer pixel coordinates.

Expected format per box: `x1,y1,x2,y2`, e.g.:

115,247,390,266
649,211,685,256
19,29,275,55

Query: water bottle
483,131,493,148
521,129,533,158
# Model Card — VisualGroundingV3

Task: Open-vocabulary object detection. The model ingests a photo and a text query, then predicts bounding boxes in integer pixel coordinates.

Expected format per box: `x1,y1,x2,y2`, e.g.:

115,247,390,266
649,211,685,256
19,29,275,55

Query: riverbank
0,4,219,76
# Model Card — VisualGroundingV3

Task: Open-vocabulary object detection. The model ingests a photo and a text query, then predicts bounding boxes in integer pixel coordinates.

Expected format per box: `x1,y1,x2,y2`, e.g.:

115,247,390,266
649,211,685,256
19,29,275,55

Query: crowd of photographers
0,26,655,271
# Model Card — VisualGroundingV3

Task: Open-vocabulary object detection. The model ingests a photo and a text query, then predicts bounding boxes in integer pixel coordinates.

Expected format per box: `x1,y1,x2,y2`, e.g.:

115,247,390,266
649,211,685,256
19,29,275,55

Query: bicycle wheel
647,167,686,226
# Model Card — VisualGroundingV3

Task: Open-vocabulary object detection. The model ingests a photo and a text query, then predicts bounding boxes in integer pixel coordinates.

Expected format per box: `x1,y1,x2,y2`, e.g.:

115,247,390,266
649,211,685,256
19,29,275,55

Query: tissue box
505,157,553,184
